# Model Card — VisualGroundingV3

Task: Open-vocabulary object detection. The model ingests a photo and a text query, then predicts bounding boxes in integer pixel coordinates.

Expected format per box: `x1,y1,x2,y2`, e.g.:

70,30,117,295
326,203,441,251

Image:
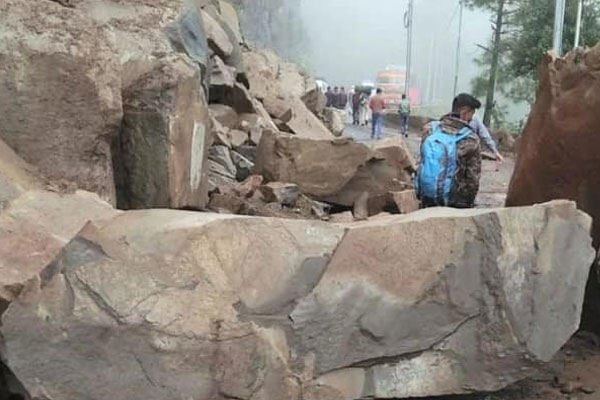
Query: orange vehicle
375,68,406,109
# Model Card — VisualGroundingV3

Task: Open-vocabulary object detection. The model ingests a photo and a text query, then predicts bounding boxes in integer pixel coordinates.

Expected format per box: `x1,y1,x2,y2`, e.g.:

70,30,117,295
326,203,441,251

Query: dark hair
452,93,481,112
376,88,382,94
402,94,407,99
334,86,339,90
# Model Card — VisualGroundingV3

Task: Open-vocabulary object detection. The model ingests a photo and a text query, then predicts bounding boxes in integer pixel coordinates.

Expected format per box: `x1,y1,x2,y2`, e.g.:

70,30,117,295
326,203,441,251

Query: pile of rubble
0,1,598,399
0,0,415,223
0,142,595,399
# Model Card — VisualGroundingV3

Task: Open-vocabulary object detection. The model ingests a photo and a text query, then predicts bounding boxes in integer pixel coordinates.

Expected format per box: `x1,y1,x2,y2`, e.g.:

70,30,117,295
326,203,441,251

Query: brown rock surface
391,190,420,214
0,0,122,205
0,190,117,304
321,136,415,208
263,96,335,140
302,88,327,116
210,104,239,130
0,139,42,206
218,0,243,44
260,182,301,206
243,47,313,101
322,107,346,137
117,56,212,210
254,131,372,199
210,55,237,88
77,0,213,210
0,200,594,399
1,209,343,399
201,9,234,58
507,47,600,245
255,132,415,209
506,45,600,333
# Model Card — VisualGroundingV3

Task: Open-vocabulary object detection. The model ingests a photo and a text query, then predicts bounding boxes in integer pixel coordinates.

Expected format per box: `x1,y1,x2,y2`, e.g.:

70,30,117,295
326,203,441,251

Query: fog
300,0,492,112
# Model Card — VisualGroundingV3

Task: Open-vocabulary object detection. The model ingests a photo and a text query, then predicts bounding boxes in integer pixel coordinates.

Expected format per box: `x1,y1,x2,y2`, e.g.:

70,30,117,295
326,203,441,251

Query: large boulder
507,46,600,244
0,0,122,205
0,200,594,399
77,0,214,210
1,209,344,400
263,96,335,140
255,132,415,208
322,136,415,209
117,56,212,210
505,46,600,332
254,131,372,198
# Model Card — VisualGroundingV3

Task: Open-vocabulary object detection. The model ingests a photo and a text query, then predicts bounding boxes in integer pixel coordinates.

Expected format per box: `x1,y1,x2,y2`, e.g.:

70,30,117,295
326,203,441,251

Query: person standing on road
452,94,504,163
331,87,339,108
338,87,348,109
352,90,361,125
399,94,411,137
359,92,369,126
418,93,482,209
325,87,334,107
369,88,386,139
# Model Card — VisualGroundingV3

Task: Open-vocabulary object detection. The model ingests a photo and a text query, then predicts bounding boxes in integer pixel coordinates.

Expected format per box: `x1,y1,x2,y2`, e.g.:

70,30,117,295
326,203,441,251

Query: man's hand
494,151,505,163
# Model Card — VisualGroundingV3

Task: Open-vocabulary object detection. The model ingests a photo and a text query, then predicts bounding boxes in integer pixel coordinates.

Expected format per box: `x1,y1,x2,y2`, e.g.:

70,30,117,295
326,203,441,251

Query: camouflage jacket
421,115,482,208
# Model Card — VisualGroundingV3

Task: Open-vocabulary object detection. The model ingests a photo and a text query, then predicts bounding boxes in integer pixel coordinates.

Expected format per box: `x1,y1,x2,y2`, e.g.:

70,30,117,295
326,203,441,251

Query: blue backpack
417,121,473,206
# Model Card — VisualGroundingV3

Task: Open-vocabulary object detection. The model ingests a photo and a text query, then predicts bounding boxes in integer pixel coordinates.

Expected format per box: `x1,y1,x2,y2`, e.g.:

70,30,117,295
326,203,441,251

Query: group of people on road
325,87,348,109
365,89,411,139
328,84,501,210
326,86,370,126
355,87,503,210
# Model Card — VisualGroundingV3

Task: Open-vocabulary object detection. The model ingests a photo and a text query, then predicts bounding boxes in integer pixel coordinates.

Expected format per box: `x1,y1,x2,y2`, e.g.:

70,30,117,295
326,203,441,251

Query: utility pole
453,0,465,97
552,0,567,55
404,0,414,97
483,0,505,127
574,0,584,48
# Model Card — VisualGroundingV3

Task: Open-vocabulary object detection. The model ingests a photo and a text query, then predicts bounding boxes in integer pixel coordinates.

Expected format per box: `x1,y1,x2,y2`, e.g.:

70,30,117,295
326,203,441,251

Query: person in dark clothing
420,94,482,208
352,90,361,125
331,87,340,108
337,87,348,109
325,87,333,107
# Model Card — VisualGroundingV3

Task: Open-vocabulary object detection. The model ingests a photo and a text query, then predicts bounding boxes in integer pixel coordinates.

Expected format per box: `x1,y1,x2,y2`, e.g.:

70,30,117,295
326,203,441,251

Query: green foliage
506,0,600,101
471,0,600,119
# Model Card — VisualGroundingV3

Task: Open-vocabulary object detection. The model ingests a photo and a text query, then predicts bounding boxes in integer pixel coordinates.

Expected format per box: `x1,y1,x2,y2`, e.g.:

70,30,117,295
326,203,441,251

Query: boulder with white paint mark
117,56,212,210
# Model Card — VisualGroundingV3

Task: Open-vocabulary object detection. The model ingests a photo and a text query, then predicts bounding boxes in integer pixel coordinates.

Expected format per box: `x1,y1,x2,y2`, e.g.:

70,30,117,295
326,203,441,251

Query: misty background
235,0,530,123
298,0,527,122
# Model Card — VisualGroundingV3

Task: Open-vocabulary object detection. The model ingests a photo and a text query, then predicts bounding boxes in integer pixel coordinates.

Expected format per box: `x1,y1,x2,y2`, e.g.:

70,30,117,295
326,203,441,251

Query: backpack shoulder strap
428,121,442,136
454,126,473,142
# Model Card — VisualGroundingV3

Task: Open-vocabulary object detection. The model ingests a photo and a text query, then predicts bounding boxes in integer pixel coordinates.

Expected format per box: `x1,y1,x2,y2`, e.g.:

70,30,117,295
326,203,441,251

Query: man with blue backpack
417,94,482,208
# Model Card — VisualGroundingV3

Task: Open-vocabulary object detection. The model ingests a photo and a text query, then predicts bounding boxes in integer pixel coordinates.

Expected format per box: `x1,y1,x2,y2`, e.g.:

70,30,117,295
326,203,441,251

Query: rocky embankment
0,1,598,399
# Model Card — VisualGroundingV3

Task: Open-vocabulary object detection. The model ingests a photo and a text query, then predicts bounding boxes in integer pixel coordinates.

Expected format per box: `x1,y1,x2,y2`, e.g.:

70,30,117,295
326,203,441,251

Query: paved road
343,123,515,208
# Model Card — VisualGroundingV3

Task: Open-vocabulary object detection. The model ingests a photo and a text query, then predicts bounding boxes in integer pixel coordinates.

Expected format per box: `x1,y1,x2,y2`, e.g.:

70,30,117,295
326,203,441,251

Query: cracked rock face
0,0,123,205
0,200,594,399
